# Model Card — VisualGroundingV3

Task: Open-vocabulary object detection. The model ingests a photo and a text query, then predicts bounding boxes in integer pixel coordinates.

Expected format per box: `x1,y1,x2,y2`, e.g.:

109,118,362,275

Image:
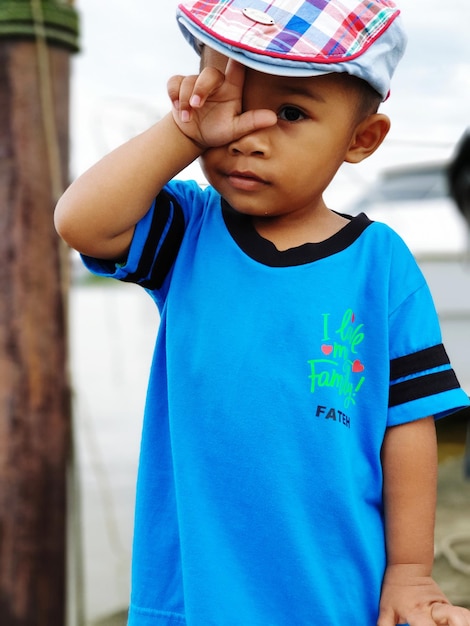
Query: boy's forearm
54,112,202,260
381,416,438,572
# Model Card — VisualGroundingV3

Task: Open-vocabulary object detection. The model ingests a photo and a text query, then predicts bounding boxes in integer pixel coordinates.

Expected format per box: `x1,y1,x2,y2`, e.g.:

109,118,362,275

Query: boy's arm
54,60,277,261
378,416,470,625
55,114,202,260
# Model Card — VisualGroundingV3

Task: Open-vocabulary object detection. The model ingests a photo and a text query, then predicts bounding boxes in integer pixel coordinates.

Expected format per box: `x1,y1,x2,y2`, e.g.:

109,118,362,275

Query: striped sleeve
389,344,461,408
385,240,469,422
81,188,186,292
120,189,185,290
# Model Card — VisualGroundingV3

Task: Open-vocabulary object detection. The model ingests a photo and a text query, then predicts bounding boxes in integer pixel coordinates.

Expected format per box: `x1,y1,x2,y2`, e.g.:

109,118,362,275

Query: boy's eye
278,106,306,122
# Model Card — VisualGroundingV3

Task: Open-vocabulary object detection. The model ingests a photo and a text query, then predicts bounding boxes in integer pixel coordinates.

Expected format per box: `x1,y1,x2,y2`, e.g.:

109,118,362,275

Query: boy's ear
345,114,391,164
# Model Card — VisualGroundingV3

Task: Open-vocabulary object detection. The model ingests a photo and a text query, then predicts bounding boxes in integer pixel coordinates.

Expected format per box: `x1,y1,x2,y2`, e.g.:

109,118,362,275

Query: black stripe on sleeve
389,369,461,408
390,344,450,382
122,190,185,290
144,198,185,290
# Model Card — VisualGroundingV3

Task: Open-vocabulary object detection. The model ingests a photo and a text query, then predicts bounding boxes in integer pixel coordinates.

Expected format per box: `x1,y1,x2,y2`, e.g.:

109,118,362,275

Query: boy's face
200,54,367,222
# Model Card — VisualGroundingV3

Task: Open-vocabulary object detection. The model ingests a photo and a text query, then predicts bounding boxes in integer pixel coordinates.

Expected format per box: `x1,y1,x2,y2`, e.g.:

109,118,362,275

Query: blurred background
0,1,469,625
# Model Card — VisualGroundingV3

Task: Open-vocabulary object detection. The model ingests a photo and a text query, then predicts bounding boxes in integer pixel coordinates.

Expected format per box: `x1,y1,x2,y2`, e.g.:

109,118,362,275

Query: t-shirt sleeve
386,238,469,425
81,179,204,299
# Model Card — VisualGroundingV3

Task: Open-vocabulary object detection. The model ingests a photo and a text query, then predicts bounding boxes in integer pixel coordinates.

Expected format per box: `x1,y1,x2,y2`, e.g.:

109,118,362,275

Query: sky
70,0,470,206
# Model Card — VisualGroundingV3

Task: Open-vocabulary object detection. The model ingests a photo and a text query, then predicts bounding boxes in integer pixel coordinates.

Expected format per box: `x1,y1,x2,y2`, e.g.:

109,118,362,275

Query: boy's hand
167,59,277,150
378,564,470,625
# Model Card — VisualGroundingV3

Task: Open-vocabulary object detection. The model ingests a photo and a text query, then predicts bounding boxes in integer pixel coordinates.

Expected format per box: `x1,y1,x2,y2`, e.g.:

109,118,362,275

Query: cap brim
177,13,335,79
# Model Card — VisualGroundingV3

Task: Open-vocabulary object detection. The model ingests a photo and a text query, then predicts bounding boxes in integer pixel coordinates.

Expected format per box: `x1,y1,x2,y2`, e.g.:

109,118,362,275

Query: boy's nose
228,130,270,157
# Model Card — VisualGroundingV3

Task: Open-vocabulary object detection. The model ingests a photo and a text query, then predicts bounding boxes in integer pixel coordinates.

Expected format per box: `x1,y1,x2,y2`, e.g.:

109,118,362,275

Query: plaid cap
176,0,407,100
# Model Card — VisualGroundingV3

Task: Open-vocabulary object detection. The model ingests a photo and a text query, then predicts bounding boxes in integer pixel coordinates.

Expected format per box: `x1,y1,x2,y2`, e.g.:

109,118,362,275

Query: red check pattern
178,0,400,63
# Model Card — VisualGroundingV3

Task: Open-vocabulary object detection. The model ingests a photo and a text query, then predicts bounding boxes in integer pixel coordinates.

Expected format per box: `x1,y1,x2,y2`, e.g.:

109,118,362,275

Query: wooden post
0,2,79,624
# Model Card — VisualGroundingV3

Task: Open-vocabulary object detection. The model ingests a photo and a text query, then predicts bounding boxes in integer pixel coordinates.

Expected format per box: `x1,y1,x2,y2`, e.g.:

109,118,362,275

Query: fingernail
190,95,201,108
181,110,190,123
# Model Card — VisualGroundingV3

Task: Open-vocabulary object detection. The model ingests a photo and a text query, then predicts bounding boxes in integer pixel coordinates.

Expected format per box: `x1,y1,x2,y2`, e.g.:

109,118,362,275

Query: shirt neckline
221,199,372,267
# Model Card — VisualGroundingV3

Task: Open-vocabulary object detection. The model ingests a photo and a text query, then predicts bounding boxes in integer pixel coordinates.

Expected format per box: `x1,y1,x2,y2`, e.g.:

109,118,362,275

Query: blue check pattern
178,0,400,62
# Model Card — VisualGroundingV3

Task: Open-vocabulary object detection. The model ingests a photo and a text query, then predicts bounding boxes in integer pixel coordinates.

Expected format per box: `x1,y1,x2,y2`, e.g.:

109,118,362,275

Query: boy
55,1,470,624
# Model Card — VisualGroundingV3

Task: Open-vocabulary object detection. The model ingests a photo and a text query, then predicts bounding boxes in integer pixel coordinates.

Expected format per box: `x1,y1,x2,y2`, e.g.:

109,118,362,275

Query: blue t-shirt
84,180,469,626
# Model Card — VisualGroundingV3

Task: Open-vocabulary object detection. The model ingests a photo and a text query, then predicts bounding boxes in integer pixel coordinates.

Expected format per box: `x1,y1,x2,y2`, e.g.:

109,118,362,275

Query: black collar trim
221,199,372,267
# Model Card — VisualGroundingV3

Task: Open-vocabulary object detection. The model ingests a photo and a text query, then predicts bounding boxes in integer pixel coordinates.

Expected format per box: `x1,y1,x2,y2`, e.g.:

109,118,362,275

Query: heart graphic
321,344,333,355
352,359,365,373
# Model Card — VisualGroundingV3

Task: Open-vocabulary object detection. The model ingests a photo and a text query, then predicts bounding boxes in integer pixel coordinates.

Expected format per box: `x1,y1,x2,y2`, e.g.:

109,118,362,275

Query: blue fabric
83,180,469,626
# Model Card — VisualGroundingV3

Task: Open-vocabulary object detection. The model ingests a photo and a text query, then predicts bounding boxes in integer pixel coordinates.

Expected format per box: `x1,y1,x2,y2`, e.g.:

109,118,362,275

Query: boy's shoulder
357,213,414,250
162,179,221,220
166,178,221,203
357,216,428,293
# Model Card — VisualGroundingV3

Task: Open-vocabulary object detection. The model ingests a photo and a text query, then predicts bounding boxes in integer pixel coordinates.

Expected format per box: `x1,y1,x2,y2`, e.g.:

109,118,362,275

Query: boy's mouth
226,170,269,191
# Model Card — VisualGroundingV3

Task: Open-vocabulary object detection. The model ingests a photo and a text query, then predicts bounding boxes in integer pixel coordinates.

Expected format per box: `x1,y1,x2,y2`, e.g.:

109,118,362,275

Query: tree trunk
0,38,71,625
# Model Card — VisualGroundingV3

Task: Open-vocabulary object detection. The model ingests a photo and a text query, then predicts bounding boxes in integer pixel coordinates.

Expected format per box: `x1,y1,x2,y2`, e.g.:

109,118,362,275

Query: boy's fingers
234,109,278,139
173,75,199,118
168,65,277,142
430,603,470,625
168,69,226,123
167,74,184,107
223,58,246,92
167,75,197,120
168,74,198,105
189,67,226,108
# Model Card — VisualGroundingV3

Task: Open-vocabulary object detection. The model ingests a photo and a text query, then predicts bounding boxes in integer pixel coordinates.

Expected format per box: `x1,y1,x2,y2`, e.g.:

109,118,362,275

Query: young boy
55,1,470,624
